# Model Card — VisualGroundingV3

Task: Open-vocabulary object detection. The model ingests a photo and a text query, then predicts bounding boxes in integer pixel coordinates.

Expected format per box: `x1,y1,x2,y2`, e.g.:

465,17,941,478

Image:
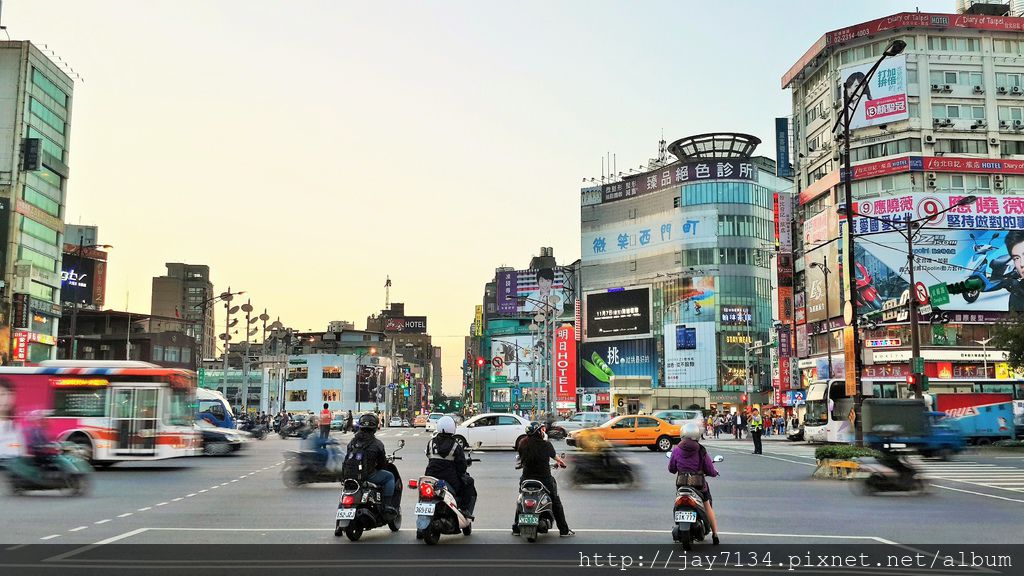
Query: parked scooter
281,437,345,487
5,442,93,496
514,459,564,543
960,232,1020,303
334,440,405,541
668,452,724,550
411,445,480,545
279,417,314,439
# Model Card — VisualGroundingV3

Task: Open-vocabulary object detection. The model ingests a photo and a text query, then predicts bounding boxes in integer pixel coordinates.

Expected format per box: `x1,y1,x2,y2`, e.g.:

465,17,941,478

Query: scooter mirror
475,441,483,448
665,451,672,459
399,440,405,448
713,455,724,463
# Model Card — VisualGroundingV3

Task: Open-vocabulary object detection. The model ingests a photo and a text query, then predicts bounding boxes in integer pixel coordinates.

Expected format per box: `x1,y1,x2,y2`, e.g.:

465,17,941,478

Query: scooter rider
342,413,397,518
424,415,476,516
668,422,720,545
513,421,574,537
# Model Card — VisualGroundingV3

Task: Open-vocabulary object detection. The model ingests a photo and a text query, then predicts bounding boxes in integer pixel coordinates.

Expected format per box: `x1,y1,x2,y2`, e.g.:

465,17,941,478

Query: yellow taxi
567,415,681,452
412,414,429,428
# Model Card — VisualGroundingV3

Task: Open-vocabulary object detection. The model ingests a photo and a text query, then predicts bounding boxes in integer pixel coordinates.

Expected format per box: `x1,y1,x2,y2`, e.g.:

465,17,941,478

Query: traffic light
906,373,929,394
946,278,984,295
740,393,748,403
476,356,485,367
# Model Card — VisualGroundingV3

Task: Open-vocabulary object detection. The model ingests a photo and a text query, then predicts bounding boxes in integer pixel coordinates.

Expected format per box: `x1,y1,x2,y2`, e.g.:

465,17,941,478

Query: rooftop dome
667,133,761,161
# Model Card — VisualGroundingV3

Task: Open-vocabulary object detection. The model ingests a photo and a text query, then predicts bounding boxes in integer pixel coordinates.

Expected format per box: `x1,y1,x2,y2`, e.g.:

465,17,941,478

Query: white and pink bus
0,361,200,464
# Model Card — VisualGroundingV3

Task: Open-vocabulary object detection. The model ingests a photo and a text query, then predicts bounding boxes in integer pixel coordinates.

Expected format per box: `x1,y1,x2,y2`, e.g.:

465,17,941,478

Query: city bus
803,377,1024,444
0,361,200,464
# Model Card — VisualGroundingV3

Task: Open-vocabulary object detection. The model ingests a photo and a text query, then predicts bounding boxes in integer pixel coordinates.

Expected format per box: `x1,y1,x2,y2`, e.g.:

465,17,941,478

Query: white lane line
199,489,208,493
117,513,133,518
413,433,421,437
994,456,1024,459
137,507,152,512
156,502,168,507
210,486,220,490
172,497,183,502
713,445,815,467
930,483,1024,503
94,519,111,525
92,528,150,546
5,544,29,550
40,534,60,541
68,526,88,532
230,479,238,483
185,493,196,498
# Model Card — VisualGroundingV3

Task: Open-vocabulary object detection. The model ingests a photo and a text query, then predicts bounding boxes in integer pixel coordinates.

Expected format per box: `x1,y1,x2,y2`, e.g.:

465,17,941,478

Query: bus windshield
804,400,828,426
167,388,194,427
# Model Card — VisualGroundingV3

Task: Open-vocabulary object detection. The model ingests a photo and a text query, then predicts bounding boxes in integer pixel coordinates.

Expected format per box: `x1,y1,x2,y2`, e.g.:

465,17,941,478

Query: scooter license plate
674,511,697,523
336,508,356,520
414,502,436,516
518,514,540,526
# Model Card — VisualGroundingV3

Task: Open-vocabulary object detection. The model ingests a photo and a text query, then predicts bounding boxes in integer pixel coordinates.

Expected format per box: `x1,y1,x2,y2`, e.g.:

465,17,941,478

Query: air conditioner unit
927,179,938,188
1001,120,1010,128
931,83,941,91
1013,86,1023,94
933,118,943,126
943,119,954,127
807,144,816,152
943,84,953,92
1015,120,1024,130
972,120,987,129
995,174,1005,182
996,180,1005,189
998,86,1008,94
924,134,936,143
974,85,985,94
990,137,999,145
832,151,841,162
927,172,937,181
833,101,841,110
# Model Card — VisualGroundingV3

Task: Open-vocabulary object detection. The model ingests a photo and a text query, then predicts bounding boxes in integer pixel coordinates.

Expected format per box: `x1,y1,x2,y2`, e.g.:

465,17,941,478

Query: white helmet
680,422,702,441
437,415,456,435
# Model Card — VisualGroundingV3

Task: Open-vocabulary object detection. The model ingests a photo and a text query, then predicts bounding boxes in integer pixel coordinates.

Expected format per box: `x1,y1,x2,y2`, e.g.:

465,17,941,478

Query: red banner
12,332,27,361
554,324,577,409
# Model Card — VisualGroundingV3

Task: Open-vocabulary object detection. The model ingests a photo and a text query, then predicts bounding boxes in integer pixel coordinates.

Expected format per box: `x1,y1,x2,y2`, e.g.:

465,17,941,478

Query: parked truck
933,393,1015,445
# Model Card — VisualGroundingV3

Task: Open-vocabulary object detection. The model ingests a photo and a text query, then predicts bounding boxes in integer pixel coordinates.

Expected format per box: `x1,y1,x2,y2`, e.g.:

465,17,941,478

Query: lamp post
975,337,993,377
809,257,834,379
519,295,562,417
66,238,113,359
193,289,245,372
832,38,906,445
492,337,535,414
838,195,977,401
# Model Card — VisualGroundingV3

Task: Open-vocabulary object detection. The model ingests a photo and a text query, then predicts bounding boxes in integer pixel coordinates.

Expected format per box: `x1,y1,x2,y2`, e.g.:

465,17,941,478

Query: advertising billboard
583,209,718,264
598,160,758,204
664,276,716,325
384,316,427,333
720,305,752,326
492,267,570,317
356,365,382,403
775,117,793,178
850,193,1024,312
496,270,517,315
580,338,658,389
803,210,842,323
490,334,535,383
584,286,651,341
554,325,577,409
840,54,908,130
60,252,107,308
663,321,717,389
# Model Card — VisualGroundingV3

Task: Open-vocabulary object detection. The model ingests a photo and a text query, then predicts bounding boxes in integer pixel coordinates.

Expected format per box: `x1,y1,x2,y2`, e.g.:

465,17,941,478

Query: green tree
991,313,1024,370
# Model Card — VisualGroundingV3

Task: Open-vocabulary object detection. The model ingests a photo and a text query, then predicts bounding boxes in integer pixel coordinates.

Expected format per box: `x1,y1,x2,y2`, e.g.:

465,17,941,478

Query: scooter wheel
423,527,440,545
681,533,692,551
462,523,472,536
416,529,424,540
526,536,537,543
388,513,402,532
345,524,363,542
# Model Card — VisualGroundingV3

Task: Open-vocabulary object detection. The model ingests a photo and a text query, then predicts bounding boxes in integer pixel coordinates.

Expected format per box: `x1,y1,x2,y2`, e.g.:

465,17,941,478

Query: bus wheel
67,433,94,463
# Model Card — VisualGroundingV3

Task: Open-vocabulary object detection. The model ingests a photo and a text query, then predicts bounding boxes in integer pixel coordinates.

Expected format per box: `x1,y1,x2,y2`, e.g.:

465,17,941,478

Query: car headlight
225,434,240,442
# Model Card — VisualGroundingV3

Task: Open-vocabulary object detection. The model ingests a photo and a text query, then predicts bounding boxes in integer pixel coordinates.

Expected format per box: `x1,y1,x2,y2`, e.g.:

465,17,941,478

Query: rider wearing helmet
513,421,574,537
424,415,477,515
668,421,720,545
342,412,397,517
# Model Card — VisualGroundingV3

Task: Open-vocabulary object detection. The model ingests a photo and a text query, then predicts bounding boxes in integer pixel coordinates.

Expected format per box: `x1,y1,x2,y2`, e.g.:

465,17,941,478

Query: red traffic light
476,357,485,367
741,393,748,403
906,374,916,385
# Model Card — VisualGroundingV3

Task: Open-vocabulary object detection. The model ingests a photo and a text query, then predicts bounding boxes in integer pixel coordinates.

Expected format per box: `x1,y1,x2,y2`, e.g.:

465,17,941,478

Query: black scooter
281,438,345,487
569,450,635,487
279,419,313,439
669,453,724,550
239,418,268,440
515,460,563,543
851,452,928,495
335,440,405,541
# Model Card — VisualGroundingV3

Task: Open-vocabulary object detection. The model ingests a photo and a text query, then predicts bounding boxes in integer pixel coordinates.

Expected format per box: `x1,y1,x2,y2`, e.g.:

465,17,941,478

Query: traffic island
811,446,880,480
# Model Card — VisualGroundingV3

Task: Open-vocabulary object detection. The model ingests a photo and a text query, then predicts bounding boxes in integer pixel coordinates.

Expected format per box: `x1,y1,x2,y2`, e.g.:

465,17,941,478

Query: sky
6,0,947,393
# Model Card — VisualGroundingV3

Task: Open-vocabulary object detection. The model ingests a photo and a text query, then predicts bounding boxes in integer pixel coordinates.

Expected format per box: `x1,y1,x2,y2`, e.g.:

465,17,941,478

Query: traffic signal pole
906,222,923,400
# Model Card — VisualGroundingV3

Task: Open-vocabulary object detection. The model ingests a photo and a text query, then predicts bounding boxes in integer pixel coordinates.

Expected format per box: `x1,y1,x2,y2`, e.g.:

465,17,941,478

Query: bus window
200,401,225,420
53,387,107,417
166,388,193,426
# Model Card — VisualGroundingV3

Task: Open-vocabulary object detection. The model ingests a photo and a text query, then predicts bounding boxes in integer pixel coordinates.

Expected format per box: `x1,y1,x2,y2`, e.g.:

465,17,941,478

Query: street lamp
831,38,905,446
975,337,994,377
809,257,834,379
66,239,113,360
193,289,245,372
838,195,977,402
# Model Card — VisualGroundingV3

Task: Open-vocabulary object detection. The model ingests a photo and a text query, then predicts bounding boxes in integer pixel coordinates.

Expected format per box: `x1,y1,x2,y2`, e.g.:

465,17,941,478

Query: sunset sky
7,0,938,391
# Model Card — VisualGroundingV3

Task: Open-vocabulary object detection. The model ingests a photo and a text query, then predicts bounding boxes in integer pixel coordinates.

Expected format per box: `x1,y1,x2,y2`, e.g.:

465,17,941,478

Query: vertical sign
474,305,483,336
496,270,518,315
775,117,793,178
844,326,857,396
554,324,577,410
12,332,27,361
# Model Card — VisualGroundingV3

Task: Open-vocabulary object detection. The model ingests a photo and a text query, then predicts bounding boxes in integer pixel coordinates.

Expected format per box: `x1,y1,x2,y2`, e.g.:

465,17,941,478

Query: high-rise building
580,135,792,413
783,4,1024,424
0,41,74,364
150,263,215,360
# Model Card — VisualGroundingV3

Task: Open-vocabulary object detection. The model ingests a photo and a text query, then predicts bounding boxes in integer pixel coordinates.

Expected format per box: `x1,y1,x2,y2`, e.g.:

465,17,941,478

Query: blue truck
934,393,1015,446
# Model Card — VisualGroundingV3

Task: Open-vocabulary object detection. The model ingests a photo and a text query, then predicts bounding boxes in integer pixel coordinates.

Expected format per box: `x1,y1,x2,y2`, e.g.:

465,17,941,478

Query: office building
151,263,215,360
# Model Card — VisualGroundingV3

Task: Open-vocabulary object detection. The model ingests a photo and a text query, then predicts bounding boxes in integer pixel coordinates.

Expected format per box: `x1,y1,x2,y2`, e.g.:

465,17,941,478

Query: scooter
5,442,93,497
960,233,1019,303
281,438,346,487
515,460,564,543
239,417,268,440
279,419,314,439
668,453,724,550
334,440,405,541
569,449,635,487
855,263,882,312
850,451,928,495
411,445,480,545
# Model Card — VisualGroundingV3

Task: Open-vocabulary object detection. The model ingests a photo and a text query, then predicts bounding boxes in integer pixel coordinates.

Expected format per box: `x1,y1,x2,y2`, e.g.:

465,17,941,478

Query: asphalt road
3,430,1023,547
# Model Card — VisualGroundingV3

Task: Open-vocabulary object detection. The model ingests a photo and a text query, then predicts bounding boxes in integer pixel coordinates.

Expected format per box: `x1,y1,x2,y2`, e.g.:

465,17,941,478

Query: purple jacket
668,439,718,488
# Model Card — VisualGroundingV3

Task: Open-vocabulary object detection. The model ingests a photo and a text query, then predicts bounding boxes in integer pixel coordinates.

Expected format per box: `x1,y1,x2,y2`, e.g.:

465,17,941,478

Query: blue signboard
580,338,658,389
775,117,793,178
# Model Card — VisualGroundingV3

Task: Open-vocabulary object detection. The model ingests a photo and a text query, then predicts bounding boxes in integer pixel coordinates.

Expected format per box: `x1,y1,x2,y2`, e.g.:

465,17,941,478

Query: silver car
654,409,705,437
552,412,611,433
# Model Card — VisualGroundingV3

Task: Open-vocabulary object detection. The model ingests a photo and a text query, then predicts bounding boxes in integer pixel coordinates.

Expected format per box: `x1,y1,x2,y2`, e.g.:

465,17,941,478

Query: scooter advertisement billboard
849,193,1024,312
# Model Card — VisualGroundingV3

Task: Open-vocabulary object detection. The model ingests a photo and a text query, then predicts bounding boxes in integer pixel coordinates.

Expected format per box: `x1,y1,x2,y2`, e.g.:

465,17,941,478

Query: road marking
137,507,151,512
210,486,220,490
172,497,183,502
68,526,88,532
712,445,814,467
230,479,238,483
39,535,60,541
994,456,1024,459
5,544,28,550
930,483,1024,503
413,433,421,437
199,489,208,493
156,502,168,507
94,519,111,525
117,513,133,518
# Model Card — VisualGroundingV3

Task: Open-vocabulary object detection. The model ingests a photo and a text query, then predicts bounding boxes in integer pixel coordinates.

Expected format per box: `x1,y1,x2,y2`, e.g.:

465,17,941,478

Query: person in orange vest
319,403,332,439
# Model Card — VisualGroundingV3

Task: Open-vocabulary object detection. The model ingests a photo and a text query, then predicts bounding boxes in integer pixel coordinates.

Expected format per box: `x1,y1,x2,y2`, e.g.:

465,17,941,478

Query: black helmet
526,421,545,437
357,413,379,431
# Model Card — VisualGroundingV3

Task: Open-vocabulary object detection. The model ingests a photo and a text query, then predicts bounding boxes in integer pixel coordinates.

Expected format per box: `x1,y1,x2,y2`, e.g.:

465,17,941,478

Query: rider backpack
341,437,376,481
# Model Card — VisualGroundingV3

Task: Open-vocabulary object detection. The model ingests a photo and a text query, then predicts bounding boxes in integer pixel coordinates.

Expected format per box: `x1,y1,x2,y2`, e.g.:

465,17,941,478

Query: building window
21,216,59,245
35,165,63,189
29,281,54,301
931,104,985,120
935,139,988,154
181,347,191,363
993,39,1023,54
23,186,60,217
996,72,1022,88
849,138,921,162
927,37,981,52
323,366,342,379
999,106,1024,122
287,367,308,381
152,346,164,361
1002,141,1024,155
928,70,983,86
287,390,307,402
27,127,64,161
32,68,68,107
29,97,65,134
164,347,180,363
18,245,57,272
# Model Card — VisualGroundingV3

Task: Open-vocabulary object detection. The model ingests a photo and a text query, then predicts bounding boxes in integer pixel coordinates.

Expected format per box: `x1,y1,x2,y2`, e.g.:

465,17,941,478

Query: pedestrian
345,410,354,433
319,403,332,439
713,414,723,439
777,415,786,436
749,408,764,454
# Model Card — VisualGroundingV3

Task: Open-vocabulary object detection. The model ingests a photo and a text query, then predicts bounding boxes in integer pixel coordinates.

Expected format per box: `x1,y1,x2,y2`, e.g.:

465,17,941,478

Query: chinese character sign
554,325,577,409
597,160,758,204
663,322,717,389
840,54,908,130
582,210,717,264
496,270,518,315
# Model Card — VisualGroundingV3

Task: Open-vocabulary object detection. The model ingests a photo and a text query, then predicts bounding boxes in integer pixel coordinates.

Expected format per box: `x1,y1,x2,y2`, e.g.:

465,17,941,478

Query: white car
453,413,530,450
424,412,445,433
388,416,403,428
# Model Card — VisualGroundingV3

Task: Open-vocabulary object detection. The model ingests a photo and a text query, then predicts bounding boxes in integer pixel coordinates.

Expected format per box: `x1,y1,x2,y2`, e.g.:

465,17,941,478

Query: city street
4,432,1023,547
